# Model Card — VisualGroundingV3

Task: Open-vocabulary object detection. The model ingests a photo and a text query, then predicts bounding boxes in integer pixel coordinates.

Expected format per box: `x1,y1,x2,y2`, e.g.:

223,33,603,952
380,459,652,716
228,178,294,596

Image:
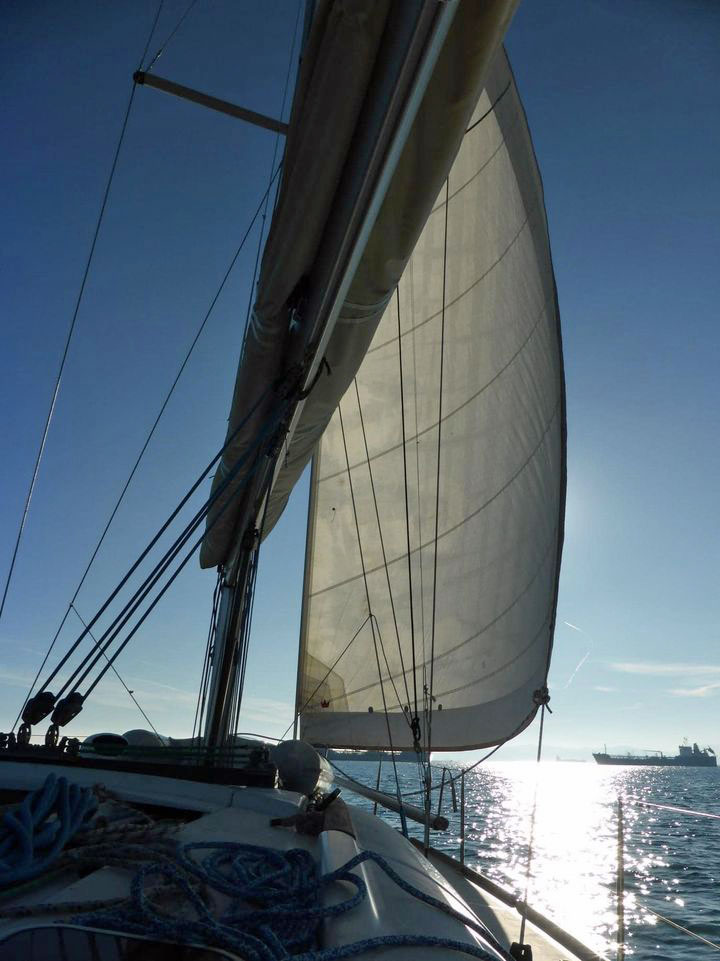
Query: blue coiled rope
0,774,97,887
74,840,509,960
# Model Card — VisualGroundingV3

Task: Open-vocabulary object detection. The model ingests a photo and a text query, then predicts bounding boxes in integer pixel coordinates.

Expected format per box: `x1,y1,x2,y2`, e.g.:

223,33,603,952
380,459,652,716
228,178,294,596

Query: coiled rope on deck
0,774,97,887
71,841,507,960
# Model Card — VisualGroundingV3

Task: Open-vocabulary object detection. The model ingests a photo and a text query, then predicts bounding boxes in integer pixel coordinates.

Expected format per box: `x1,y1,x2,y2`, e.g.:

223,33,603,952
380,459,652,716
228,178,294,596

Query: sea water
336,759,720,959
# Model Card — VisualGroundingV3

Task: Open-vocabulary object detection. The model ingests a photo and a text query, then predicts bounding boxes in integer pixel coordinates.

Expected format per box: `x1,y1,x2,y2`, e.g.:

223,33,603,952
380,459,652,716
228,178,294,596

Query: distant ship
320,748,419,763
593,742,717,767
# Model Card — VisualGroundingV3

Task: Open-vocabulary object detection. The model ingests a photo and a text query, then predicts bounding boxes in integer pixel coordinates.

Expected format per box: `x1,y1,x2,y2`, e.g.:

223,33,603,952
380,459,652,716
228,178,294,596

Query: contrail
563,620,584,633
565,651,591,688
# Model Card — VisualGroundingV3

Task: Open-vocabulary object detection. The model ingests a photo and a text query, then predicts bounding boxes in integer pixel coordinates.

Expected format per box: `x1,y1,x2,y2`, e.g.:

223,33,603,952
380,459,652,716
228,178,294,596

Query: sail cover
297,48,566,751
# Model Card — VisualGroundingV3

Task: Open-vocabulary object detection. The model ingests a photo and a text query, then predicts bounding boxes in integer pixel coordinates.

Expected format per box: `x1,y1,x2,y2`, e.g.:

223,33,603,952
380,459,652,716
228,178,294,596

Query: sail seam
311,397,561,598
319,530,556,710
366,207,533,356
320,293,550,483
429,97,520,214
353,380,413,714
337,404,412,734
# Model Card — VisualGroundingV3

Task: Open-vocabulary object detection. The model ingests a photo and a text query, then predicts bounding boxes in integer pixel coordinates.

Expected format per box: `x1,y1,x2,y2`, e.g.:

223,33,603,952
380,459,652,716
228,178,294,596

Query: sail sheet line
308,526,557,710
310,397,560,601
337,404,413,736
408,260,428,701
353,380,414,714
427,177,451,762
397,288,420,725
321,294,550,484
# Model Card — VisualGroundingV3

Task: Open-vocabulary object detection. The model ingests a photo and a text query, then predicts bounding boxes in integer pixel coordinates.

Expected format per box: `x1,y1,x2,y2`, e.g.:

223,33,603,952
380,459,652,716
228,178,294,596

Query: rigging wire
72,401,287,701
396,287,420,728
0,0,165,633
24,381,276,713
353,380,413,714
230,486,272,740
338,404,410,833
143,0,202,73
424,176,450,847
69,604,161,740
191,570,223,742
281,614,373,741
82,401,291,701
14,166,283,731
338,406,413,733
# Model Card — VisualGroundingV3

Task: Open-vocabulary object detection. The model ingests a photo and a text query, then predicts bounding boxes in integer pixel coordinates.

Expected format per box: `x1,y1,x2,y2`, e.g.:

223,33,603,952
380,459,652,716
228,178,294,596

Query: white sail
200,0,517,569
298,48,565,751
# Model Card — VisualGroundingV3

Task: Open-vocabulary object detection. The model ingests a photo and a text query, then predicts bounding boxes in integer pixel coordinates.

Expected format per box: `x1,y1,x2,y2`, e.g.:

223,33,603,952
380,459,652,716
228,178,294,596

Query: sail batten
297,46,565,752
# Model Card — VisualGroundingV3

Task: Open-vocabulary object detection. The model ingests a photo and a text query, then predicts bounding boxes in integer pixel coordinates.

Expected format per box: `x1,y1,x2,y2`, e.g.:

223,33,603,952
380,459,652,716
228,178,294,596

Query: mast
203,0,460,749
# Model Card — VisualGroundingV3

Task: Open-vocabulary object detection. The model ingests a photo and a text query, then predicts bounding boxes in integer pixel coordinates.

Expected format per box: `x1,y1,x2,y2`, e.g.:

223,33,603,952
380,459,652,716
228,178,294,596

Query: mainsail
297,48,565,751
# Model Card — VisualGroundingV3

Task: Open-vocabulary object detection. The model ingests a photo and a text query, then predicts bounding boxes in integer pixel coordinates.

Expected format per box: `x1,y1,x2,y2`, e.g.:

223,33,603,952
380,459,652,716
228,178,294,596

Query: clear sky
1,1,719,761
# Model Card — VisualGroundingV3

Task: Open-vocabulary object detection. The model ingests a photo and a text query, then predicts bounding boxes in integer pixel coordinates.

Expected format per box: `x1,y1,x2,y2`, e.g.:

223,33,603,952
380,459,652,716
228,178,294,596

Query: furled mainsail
297,48,565,751
199,0,517,569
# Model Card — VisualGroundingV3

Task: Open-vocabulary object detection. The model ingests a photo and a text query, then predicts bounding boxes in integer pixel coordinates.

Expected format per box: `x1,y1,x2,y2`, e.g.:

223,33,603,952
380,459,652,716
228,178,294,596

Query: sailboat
0,1,587,958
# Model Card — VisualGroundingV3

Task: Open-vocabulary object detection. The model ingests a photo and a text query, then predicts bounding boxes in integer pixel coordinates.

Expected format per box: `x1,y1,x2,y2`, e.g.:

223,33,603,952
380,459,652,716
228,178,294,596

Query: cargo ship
593,742,717,767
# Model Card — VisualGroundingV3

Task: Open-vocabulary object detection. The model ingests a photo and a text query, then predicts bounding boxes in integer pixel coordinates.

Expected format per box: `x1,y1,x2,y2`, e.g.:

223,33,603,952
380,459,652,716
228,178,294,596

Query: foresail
298,48,565,751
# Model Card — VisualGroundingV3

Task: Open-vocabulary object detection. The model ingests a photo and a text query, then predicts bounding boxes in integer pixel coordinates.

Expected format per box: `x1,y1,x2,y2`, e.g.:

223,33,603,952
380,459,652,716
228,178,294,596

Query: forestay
298,48,565,751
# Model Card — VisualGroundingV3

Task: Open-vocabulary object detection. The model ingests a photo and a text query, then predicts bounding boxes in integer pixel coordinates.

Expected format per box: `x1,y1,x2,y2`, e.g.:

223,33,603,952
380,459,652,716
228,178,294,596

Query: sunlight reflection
346,761,720,959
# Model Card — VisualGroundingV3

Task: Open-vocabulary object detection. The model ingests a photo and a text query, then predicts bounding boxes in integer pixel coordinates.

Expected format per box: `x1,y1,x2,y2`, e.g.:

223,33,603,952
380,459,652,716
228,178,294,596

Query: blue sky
1,1,719,760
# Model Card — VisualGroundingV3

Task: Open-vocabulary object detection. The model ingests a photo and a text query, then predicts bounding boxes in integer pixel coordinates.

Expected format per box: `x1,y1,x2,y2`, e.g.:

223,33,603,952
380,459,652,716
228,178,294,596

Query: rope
0,0,165,633
396,287,420,728
0,774,97,887
192,570,223,742
70,604,160,739
143,0,201,73
82,402,290,699
282,614,372,741
35,381,276,702
69,841,507,960
424,177,450,849
337,405,412,732
353,379,413,715
337,404,410,836
15,163,283,732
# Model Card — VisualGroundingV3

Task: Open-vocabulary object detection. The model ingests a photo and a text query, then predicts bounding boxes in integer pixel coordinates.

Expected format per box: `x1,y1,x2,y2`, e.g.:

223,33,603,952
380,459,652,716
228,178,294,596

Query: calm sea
336,759,720,959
